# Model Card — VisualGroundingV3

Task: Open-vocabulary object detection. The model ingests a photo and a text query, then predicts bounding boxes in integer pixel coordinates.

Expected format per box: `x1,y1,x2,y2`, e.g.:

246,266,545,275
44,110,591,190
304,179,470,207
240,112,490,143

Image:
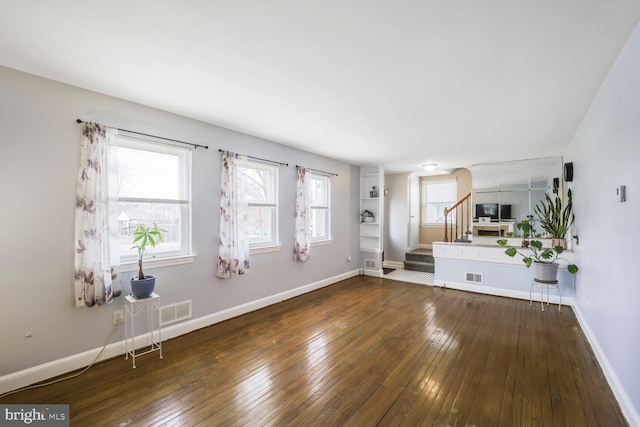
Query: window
109,137,191,262
421,179,457,224
238,160,279,249
308,172,331,242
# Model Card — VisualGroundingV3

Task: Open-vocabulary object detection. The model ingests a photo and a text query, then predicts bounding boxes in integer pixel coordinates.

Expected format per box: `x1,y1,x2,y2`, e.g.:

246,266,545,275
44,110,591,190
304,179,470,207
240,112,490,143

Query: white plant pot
533,262,559,281
364,217,374,223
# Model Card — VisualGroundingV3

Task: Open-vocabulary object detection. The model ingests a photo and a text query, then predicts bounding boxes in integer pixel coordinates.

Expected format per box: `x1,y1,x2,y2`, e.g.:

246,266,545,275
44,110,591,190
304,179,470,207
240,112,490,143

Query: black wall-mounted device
564,162,574,182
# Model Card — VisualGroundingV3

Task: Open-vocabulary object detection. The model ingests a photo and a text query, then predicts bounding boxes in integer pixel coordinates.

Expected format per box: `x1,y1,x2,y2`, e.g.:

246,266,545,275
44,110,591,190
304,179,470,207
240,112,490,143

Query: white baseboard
382,261,404,269
572,305,639,427
0,269,360,395
162,269,360,340
363,268,383,277
433,279,576,307
434,278,637,425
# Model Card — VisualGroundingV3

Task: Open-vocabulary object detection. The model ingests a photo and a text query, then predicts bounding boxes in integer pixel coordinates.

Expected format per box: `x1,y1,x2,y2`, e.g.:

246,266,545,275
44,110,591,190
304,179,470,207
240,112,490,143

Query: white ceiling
1,1,639,173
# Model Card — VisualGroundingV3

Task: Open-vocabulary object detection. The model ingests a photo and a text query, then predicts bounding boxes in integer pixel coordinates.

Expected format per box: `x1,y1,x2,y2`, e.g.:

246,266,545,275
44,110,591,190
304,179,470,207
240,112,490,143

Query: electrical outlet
113,310,123,325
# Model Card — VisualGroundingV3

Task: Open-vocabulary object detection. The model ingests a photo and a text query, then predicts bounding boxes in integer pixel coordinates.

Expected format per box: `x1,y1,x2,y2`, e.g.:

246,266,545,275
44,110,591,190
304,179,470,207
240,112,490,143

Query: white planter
533,262,559,281
364,216,374,223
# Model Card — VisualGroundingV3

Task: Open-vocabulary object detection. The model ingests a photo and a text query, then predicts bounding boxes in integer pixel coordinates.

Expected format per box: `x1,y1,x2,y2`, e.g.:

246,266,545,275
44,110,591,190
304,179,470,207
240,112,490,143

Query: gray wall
0,66,360,376
435,258,575,299
564,22,640,424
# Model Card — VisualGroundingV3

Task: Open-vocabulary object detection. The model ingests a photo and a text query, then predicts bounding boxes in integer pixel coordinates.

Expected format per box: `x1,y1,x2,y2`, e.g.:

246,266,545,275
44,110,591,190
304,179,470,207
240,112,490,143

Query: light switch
615,185,626,202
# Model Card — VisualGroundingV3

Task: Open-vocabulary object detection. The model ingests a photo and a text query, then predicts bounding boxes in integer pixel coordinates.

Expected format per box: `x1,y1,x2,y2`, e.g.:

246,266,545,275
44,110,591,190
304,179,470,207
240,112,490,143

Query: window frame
238,159,280,253
109,136,193,267
421,179,457,225
308,172,332,244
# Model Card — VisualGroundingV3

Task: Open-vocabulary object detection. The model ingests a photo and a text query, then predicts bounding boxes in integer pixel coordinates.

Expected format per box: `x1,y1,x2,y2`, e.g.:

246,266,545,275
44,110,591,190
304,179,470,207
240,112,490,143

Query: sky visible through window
112,146,182,200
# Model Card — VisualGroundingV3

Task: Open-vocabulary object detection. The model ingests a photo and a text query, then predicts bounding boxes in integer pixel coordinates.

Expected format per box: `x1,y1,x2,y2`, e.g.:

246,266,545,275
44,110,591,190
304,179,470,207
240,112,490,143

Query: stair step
404,260,435,273
405,250,434,263
454,238,472,243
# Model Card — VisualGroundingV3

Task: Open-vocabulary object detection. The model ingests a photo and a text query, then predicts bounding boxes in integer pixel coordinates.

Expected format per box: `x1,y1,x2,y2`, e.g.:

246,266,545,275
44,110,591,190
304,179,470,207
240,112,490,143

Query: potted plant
129,223,166,298
513,215,539,247
497,238,578,280
534,189,578,249
360,209,375,223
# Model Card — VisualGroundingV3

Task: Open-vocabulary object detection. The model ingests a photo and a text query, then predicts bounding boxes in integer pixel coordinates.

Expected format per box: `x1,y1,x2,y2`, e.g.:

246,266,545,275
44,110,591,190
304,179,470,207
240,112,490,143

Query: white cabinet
360,166,384,255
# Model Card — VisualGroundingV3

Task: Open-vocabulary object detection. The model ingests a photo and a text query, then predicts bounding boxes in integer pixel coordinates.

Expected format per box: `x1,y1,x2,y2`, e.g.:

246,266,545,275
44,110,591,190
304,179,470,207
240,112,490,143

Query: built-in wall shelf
360,166,384,270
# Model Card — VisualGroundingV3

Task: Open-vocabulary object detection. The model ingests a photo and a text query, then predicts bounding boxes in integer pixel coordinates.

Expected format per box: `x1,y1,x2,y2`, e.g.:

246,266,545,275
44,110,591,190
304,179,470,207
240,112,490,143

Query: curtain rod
218,149,288,166
296,165,338,177
76,119,209,149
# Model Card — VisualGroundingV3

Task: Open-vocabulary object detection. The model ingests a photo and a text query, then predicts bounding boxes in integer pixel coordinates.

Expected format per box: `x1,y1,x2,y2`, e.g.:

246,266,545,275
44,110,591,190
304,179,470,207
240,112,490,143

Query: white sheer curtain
216,151,251,278
74,122,121,307
294,166,311,262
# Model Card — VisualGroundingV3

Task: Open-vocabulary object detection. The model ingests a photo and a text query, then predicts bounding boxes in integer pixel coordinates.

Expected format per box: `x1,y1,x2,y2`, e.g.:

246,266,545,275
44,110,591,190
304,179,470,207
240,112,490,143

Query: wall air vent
160,300,192,326
364,259,377,269
465,272,483,284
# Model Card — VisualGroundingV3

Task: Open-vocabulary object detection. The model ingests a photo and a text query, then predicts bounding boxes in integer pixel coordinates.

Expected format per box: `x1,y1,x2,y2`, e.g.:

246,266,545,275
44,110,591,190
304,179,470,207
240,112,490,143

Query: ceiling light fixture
422,163,437,172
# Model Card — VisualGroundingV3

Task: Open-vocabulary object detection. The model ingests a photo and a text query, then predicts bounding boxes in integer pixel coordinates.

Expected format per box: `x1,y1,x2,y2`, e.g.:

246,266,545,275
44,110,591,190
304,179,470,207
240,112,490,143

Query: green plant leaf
523,257,533,268
505,247,517,257
567,264,579,274
530,240,543,250
497,239,508,247
540,249,554,259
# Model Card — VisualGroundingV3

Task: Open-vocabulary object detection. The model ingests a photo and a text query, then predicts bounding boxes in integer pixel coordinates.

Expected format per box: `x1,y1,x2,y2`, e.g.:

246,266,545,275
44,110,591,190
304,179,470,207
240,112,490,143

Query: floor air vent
364,259,377,269
160,300,192,326
465,272,483,284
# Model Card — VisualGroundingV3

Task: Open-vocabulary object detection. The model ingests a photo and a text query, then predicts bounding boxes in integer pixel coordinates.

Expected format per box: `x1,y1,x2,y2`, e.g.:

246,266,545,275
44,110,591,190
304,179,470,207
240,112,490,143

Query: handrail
443,192,472,242
444,192,471,215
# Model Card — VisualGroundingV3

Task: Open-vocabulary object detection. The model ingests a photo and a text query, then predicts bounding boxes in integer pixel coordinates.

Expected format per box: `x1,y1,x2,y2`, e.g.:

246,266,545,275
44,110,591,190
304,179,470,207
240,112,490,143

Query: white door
408,174,420,251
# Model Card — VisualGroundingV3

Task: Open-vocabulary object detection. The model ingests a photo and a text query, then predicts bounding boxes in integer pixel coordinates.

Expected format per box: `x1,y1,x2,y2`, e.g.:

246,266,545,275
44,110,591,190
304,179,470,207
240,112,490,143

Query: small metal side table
530,278,561,312
124,292,163,368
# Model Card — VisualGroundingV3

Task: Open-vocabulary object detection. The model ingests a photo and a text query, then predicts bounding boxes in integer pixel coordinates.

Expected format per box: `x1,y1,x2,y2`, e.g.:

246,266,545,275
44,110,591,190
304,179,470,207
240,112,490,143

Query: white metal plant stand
530,278,561,312
124,292,163,368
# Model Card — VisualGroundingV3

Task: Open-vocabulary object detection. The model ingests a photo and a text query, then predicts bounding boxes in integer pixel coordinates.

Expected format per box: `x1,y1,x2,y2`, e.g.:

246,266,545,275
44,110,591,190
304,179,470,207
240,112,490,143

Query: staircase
404,249,435,273
444,192,473,242
455,231,473,243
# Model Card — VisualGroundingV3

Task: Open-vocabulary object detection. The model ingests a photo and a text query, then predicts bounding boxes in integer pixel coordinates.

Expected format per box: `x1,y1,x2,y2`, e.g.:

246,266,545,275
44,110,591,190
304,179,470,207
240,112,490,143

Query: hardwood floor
1,276,627,426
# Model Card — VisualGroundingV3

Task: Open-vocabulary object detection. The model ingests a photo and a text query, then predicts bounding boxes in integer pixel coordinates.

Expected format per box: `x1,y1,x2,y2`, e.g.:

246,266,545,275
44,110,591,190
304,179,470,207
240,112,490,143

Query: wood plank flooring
0,276,627,426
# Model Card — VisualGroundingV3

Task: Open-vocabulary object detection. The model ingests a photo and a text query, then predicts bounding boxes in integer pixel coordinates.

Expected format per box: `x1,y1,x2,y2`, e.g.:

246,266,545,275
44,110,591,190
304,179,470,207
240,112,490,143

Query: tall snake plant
534,188,577,242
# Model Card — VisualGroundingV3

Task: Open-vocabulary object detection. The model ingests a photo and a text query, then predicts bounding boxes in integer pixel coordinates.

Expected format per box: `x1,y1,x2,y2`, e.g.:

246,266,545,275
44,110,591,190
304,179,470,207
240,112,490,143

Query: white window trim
311,239,333,246
120,254,196,272
241,159,280,251
421,178,457,226
250,245,282,255
309,172,332,242
111,136,193,264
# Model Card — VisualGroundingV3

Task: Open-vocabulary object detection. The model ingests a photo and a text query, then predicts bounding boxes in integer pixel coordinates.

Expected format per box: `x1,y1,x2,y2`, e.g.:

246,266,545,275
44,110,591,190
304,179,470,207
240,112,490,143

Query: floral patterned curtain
294,166,311,262
217,151,250,278
74,122,121,307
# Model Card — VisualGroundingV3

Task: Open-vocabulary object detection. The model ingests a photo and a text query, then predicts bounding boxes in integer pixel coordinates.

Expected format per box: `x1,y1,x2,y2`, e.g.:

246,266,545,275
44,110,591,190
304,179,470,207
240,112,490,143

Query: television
476,203,512,220
500,204,512,220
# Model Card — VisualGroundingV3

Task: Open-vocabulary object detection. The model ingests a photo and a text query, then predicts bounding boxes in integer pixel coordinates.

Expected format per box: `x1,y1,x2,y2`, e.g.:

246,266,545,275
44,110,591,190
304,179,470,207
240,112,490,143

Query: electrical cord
0,321,121,400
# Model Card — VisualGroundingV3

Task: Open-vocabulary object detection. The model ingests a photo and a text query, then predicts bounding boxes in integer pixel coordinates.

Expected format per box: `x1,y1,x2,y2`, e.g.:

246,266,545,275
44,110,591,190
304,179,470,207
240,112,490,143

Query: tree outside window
239,160,279,248
308,173,330,241
109,137,191,261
